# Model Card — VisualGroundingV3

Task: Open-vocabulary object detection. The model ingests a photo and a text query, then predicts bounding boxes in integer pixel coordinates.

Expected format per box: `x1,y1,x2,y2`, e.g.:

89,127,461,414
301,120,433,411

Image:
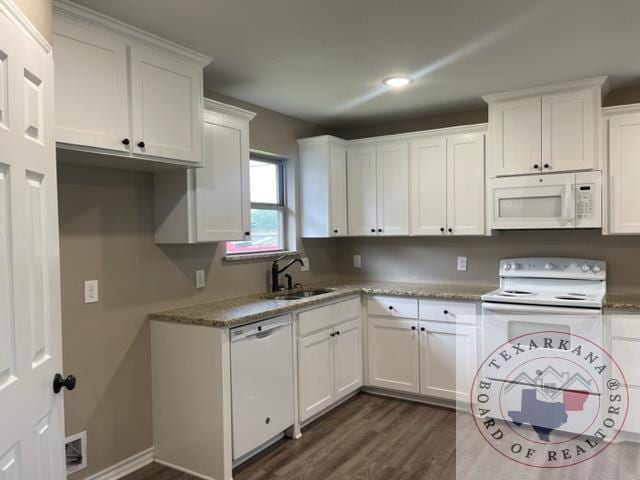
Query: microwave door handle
565,183,575,226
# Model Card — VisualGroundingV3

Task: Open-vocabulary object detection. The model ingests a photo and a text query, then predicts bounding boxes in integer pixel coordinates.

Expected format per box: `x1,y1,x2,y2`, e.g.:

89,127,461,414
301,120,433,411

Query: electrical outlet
457,256,468,272
84,280,99,304
300,257,310,271
195,269,206,289
353,255,362,268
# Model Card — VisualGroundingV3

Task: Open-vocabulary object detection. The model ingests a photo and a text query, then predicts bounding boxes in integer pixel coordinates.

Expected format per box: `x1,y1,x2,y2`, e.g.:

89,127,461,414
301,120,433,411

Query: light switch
353,255,362,268
300,257,310,271
195,269,206,289
457,256,467,272
84,280,99,304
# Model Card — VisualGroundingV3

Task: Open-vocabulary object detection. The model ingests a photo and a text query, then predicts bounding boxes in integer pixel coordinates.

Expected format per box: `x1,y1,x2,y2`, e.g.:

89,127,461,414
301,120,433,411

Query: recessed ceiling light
383,76,413,88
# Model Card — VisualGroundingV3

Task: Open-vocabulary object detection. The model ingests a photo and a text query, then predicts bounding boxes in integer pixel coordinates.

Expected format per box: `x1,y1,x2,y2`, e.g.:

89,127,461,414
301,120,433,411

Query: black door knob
448,228,453,233
533,164,539,169
335,331,340,336
137,141,145,148
334,229,338,234
420,327,426,332
443,309,449,315
543,163,550,169
388,305,393,310
244,231,250,236
329,332,335,337
440,227,445,232
378,228,383,233
411,326,417,331
122,138,130,146
370,228,375,233
53,373,76,394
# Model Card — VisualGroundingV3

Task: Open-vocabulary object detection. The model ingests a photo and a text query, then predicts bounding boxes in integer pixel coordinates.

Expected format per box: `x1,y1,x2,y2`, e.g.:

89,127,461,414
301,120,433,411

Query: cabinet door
542,88,595,173
298,329,335,422
333,319,363,401
490,97,541,176
329,143,348,237
609,112,640,234
130,46,203,164
195,115,250,242
446,133,485,235
347,145,377,236
376,142,409,235
53,16,130,151
410,136,447,235
367,317,420,393
419,322,477,402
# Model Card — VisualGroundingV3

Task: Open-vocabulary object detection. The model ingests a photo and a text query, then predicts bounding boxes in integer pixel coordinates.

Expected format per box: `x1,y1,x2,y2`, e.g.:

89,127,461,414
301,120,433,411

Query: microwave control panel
574,171,602,229
576,185,595,220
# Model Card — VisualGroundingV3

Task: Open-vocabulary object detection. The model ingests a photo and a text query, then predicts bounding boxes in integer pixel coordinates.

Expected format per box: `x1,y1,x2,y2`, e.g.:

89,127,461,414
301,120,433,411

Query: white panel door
52,15,130,152
329,143,348,237
410,136,447,235
347,145,377,236
0,9,66,479
490,97,541,176
446,133,485,235
419,322,477,402
195,115,249,242
333,319,363,401
298,329,335,422
367,317,419,394
130,46,203,164
609,112,640,234
542,88,595,173
376,142,409,236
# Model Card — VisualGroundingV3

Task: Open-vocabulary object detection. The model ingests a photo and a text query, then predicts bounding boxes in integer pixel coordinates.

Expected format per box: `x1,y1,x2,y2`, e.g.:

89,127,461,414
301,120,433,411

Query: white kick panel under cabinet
53,1,210,167
410,132,485,236
607,108,640,234
484,77,607,177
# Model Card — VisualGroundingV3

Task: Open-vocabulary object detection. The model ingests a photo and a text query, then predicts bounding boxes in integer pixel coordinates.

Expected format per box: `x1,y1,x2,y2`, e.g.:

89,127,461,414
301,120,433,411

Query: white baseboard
154,459,217,480
82,447,154,480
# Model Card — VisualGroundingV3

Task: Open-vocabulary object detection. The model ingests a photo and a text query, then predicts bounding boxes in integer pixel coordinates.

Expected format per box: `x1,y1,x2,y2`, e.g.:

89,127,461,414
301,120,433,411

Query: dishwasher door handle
255,328,276,339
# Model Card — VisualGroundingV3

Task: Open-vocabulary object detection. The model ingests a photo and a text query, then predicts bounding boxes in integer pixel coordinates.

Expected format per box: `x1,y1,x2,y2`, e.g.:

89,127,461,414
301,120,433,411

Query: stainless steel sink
269,288,335,301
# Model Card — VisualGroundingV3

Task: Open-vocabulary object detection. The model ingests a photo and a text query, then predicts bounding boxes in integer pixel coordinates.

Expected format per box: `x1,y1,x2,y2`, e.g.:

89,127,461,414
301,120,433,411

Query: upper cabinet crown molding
53,0,211,66
345,123,488,146
204,99,256,122
482,76,610,103
0,0,52,53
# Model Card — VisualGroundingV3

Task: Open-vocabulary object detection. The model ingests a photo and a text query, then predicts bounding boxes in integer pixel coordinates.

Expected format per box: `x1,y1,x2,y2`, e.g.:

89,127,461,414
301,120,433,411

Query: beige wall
13,0,52,41
59,99,334,478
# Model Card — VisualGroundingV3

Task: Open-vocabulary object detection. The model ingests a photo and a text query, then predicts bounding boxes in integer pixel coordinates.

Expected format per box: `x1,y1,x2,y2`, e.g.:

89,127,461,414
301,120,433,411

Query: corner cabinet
298,136,348,237
410,131,485,236
154,100,255,244
606,105,640,234
484,77,607,177
53,0,210,167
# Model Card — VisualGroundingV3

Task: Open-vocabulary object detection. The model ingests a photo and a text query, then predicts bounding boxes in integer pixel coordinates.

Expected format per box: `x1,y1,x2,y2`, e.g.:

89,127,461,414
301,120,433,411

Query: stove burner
566,292,587,297
500,290,534,296
555,295,587,301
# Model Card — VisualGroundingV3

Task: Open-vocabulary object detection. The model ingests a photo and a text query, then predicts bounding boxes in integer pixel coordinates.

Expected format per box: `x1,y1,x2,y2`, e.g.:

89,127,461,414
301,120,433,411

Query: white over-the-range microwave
489,171,602,230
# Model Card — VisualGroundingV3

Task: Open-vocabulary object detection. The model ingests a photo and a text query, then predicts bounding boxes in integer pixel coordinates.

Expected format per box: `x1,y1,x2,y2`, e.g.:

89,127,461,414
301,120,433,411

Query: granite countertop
149,279,497,328
604,292,640,311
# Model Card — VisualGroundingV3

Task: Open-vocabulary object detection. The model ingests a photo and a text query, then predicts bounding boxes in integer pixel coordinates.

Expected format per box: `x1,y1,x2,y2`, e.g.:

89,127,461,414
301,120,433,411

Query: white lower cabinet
368,317,420,394
419,322,477,402
609,314,640,434
297,299,362,422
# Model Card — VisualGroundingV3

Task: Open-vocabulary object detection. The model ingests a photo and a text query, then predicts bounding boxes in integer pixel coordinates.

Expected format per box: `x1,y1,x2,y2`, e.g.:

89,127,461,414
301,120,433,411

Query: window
226,157,286,255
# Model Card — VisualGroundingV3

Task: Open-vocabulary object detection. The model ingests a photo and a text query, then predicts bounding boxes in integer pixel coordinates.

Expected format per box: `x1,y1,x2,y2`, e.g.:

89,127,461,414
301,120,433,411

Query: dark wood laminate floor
123,393,457,480
123,392,640,480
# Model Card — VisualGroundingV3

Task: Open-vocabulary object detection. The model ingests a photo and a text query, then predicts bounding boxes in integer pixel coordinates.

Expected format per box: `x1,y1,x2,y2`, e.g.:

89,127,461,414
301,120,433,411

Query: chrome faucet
271,255,304,292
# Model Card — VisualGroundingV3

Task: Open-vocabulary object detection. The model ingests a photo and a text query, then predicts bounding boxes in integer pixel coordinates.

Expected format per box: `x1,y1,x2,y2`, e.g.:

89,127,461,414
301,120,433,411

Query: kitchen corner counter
604,292,640,311
148,280,496,328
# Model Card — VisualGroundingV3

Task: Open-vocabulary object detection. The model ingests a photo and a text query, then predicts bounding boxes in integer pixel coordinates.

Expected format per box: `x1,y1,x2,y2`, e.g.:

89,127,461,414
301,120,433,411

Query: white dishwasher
230,315,294,460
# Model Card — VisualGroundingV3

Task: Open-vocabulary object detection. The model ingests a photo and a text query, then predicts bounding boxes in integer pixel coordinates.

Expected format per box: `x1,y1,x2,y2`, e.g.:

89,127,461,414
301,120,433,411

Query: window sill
223,250,300,263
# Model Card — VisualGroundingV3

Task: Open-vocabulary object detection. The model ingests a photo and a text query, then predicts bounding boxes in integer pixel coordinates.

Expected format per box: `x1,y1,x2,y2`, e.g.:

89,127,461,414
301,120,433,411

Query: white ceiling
72,0,640,128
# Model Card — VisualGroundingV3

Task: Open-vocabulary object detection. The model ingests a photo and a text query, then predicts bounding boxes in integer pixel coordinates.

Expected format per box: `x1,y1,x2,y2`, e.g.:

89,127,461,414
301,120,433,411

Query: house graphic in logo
504,366,594,441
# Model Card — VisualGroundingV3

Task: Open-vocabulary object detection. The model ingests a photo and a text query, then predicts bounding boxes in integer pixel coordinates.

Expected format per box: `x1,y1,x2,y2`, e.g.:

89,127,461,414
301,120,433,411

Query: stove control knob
592,265,601,273
545,262,554,271
504,263,512,271
581,264,591,272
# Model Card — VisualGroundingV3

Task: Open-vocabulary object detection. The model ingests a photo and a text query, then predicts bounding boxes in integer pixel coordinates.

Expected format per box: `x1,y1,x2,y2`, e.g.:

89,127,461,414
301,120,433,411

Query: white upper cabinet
446,133,485,235
53,14,130,152
376,142,410,236
607,107,640,234
154,100,255,244
410,136,447,235
130,46,204,164
484,77,607,177
53,0,211,168
347,145,378,236
298,136,348,237
409,129,486,236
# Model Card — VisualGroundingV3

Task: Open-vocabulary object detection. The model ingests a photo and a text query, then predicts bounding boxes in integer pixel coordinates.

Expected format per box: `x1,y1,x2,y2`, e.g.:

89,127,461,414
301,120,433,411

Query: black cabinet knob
244,231,250,236
335,331,340,336
333,229,338,234
53,373,76,394
378,228,383,233
370,228,375,233
388,305,393,310
448,228,453,233
533,164,539,169
443,309,449,315
440,227,445,232
420,327,426,332
411,326,417,331
329,332,335,337
122,138,130,146
137,141,146,148
543,163,550,169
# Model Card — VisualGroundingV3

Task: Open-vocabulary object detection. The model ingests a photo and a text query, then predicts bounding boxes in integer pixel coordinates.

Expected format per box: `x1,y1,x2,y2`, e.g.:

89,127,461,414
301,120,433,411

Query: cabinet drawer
419,299,477,324
298,297,360,337
367,296,418,319
611,315,640,339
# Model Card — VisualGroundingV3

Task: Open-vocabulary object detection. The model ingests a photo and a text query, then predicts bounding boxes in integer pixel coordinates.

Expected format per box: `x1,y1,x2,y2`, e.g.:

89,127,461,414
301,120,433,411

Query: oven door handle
482,302,599,315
